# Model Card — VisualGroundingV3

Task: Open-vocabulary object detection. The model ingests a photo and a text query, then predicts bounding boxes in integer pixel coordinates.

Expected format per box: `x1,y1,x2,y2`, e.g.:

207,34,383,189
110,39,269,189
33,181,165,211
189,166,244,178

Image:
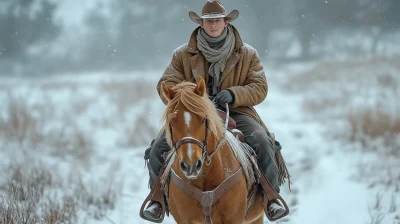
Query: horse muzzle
180,160,203,179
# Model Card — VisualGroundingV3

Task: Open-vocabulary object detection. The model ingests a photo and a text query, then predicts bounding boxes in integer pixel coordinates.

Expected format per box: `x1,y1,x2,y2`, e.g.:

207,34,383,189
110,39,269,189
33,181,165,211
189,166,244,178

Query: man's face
201,18,228,38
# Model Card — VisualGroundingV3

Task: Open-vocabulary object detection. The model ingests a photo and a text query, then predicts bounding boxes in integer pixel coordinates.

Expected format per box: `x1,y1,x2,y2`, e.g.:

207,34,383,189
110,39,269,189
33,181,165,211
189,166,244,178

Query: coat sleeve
227,49,268,108
156,49,185,105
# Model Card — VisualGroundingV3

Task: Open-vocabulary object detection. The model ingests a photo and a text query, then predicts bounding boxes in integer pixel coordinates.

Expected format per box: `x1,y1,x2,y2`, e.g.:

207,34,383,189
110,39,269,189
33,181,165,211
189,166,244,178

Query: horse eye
169,121,174,126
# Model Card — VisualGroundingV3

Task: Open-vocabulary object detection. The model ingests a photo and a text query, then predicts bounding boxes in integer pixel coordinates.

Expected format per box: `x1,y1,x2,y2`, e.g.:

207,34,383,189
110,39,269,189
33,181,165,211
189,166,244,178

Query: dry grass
0,94,45,147
117,109,159,148
286,56,400,213
0,164,75,224
45,123,94,162
0,187,39,224
347,110,400,151
3,164,57,201
100,79,157,113
285,55,400,149
0,162,118,223
0,95,93,162
73,177,118,220
285,54,400,92
41,195,77,224
38,81,80,91
0,76,157,222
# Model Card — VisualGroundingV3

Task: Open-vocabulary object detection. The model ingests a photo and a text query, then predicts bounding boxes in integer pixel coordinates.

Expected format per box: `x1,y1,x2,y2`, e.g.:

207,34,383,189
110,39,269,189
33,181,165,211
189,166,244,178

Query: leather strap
170,168,244,224
139,162,168,223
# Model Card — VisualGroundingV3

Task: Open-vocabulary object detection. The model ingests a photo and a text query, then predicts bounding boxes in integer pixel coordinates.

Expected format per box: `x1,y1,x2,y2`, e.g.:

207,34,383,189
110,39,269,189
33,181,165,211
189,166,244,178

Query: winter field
0,56,399,224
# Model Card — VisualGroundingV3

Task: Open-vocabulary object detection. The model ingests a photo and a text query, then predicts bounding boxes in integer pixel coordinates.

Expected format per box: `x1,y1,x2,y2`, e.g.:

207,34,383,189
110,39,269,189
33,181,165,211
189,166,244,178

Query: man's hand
214,90,234,105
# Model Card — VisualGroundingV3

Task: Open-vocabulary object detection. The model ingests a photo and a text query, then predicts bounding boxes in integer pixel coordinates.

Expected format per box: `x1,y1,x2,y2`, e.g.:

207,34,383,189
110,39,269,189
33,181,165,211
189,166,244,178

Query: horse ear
194,77,206,96
161,82,175,101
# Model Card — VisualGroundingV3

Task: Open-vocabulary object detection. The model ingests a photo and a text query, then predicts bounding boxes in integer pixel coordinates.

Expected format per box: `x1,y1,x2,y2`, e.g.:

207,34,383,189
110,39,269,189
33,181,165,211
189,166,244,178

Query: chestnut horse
159,77,264,224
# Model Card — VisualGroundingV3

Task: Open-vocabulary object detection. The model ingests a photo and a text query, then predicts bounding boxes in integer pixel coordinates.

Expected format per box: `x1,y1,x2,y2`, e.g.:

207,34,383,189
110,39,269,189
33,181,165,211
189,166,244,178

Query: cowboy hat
189,0,239,24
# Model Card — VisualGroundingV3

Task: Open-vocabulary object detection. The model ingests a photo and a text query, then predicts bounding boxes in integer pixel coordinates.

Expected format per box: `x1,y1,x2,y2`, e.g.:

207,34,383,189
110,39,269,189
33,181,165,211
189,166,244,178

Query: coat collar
187,24,244,54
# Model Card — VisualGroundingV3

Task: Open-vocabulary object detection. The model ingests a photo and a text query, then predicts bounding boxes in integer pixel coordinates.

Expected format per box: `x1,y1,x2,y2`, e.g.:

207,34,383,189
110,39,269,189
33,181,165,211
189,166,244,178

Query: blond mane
163,81,224,145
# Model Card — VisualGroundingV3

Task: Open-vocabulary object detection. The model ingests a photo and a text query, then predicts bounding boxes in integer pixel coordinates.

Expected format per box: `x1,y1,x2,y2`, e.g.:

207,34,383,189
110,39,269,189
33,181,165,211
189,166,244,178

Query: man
143,0,289,222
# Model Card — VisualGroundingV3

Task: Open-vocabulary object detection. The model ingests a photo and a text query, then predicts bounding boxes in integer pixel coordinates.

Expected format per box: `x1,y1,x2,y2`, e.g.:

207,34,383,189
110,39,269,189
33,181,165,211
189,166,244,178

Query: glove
214,90,234,105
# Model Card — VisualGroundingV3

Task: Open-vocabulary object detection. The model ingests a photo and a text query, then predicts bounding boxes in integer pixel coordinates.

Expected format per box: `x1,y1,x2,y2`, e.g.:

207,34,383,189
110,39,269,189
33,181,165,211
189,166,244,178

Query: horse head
161,77,223,179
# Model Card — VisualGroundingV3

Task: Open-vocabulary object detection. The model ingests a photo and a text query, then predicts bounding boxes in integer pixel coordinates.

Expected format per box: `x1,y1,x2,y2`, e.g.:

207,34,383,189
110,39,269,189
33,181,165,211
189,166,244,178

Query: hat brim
189,9,239,24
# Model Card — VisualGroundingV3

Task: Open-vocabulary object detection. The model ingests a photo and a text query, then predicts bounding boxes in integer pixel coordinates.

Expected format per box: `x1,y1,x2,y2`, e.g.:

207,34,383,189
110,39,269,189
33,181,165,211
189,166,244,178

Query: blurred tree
81,0,188,70
354,0,400,54
294,0,358,59
0,0,60,61
247,0,285,59
78,2,116,71
294,0,400,57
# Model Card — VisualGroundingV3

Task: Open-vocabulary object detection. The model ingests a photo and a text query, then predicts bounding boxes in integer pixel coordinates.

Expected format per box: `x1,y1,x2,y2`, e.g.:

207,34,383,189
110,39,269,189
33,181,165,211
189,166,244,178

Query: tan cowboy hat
189,0,239,24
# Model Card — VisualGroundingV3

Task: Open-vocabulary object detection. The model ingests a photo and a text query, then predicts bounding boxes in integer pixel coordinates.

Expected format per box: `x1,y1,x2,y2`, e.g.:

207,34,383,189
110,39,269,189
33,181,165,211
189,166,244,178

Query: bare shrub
0,95,93,162
0,161,119,223
348,111,400,140
71,98,91,115
45,123,94,162
0,94,45,147
73,177,118,220
346,110,400,155
286,56,400,155
366,191,387,224
0,188,39,224
41,195,77,224
117,109,158,148
0,164,76,224
3,164,56,201
0,188,79,224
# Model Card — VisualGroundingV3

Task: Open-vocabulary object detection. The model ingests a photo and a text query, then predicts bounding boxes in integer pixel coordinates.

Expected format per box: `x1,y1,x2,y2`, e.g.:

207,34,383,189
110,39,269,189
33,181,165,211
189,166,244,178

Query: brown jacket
157,25,269,132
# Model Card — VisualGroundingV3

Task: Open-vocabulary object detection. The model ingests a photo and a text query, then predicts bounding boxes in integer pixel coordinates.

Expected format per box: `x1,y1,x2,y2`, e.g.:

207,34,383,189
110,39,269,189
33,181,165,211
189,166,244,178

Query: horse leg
250,216,263,224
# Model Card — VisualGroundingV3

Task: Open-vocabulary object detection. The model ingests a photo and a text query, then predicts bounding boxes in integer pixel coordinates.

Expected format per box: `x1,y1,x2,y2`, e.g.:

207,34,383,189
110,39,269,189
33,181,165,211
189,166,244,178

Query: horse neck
198,132,240,190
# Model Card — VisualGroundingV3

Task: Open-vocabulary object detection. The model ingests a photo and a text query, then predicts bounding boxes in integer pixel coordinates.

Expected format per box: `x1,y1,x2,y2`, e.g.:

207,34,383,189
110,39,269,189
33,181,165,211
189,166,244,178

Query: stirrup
140,165,168,223
259,171,289,221
266,200,287,221
143,202,163,222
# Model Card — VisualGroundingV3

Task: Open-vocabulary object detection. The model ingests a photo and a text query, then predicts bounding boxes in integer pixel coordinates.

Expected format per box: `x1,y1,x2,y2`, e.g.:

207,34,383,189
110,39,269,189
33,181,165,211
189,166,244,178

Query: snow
0,63,399,223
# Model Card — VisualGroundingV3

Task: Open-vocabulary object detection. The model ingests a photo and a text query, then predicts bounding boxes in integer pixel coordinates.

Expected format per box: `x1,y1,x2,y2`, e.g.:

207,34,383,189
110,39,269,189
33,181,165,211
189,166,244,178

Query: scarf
197,25,235,95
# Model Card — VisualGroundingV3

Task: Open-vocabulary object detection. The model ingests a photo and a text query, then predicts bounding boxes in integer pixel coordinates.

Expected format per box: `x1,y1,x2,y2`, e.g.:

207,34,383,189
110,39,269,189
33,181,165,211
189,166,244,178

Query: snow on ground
0,60,399,224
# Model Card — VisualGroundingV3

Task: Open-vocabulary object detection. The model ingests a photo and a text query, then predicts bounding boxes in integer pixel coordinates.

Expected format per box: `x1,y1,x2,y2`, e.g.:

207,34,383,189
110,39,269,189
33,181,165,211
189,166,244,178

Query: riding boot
143,130,170,222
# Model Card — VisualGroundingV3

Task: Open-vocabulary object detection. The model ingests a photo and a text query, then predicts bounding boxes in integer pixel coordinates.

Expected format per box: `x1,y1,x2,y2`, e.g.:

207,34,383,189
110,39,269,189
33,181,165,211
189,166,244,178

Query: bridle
169,104,229,166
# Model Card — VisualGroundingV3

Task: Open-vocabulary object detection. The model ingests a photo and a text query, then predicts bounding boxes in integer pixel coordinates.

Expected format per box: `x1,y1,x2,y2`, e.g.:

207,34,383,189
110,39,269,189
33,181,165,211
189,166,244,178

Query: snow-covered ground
0,59,399,224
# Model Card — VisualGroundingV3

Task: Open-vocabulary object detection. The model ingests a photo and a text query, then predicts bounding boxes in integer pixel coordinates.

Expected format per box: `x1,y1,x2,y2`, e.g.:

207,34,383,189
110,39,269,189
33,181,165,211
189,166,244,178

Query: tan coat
157,25,270,132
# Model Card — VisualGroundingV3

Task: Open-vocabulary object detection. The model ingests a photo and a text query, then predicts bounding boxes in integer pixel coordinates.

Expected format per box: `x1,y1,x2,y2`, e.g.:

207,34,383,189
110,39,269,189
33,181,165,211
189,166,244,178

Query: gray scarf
197,25,235,95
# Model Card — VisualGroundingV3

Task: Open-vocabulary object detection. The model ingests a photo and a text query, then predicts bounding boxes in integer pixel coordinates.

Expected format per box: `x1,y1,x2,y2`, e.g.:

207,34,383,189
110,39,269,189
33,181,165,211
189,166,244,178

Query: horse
158,76,265,224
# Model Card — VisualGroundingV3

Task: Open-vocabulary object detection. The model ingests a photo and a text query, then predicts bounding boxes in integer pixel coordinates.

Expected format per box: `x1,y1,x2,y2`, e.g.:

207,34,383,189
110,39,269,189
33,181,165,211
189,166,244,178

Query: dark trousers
147,112,280,192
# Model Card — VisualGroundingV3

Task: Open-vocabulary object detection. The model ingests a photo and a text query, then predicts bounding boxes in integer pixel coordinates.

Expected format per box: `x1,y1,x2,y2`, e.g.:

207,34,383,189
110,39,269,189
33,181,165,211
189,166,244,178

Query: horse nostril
195,160,202,171
180,162,188,172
